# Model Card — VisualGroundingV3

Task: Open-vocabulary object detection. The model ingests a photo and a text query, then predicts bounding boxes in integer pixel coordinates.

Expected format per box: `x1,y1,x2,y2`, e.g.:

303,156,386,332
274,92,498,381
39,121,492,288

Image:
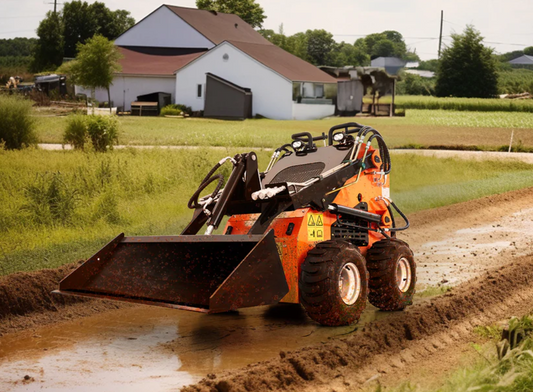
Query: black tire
367,238,416,311
299,240,368,326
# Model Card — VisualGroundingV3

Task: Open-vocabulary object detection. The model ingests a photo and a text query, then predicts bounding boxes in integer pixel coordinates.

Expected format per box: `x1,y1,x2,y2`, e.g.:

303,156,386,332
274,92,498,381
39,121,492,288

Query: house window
315,84,324,98
197,84,202,98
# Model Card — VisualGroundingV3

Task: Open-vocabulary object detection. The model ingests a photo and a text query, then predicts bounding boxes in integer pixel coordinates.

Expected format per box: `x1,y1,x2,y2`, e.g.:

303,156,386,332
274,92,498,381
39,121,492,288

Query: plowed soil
184,255,533,392
1,187,533,391
0,263,126,335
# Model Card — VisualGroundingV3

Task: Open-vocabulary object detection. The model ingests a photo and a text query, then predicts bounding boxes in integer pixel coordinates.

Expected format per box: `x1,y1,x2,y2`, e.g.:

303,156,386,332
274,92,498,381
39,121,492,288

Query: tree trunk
107,87,112,114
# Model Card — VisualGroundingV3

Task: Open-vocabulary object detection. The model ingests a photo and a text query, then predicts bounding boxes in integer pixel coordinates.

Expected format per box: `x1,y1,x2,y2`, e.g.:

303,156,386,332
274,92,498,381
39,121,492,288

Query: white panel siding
76,76,175,111
292,103,335,120
115,6,214,49
175,43,293,120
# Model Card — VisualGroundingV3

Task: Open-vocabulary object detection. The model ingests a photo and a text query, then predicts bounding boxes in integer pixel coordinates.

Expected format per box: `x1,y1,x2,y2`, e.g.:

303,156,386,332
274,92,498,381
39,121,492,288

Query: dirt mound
407,186,533,229
0,263,83,319
183,254,533,392
0,263,124,335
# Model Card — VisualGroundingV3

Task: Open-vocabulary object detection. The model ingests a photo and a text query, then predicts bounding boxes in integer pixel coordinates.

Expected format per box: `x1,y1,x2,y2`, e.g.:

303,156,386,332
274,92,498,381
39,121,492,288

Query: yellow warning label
307,213,324,241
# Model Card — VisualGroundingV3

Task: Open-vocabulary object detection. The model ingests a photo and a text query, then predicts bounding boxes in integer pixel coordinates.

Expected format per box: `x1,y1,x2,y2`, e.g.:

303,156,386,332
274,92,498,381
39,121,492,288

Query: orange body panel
223,146,393,304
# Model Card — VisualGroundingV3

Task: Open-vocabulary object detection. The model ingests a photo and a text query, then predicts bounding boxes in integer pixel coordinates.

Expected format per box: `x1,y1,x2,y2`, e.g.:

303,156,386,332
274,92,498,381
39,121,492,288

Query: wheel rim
396,257,412,293
339,262,361,305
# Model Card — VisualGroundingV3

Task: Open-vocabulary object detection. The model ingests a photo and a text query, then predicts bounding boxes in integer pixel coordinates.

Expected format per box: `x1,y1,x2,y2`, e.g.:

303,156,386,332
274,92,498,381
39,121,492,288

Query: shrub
63,114,88,150
86,115,119,152
0,95,37,149
160,104,192,116
160,104,182,116
396,73,435,96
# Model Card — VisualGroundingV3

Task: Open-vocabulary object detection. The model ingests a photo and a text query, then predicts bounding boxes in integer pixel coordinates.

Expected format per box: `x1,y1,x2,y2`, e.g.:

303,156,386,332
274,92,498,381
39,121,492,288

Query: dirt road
1,188,532,391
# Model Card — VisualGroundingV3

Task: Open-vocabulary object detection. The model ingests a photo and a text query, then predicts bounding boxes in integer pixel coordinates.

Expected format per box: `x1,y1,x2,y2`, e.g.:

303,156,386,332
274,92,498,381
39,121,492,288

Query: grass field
34,110,533,150
1,147,532,276
382,95,533,112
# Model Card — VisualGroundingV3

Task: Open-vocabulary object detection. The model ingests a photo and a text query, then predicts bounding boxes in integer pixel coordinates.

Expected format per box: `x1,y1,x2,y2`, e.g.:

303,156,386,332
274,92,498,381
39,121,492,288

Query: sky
1,0,532,60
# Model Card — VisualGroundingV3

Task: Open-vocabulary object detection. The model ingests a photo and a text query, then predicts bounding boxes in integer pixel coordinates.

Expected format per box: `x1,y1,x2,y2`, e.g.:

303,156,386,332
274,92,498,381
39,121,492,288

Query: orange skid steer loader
55,123,416,326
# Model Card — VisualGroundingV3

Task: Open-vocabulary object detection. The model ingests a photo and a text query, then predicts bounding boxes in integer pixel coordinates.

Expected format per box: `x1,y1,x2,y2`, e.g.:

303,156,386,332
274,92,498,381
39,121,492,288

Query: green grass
405,109,533,129
1,148,532,276
380,95,533,112
415,285,452,298
391,155,533,214
0,147,271,275
34,110,533,150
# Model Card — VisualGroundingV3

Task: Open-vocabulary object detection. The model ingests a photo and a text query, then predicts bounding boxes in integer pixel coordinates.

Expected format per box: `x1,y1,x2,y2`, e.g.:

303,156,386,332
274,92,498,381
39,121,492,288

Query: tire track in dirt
183,254,533,392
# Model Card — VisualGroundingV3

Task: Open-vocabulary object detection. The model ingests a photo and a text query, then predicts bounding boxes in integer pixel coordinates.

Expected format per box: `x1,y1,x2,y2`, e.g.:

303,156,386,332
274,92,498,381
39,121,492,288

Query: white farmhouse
76,5,336,120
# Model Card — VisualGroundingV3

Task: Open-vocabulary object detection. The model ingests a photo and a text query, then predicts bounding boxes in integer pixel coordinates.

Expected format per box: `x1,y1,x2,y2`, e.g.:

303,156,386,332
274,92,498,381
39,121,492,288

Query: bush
81,115,118,152
160,104,182,116
498,69,533,94
0,95,37,149
63,114,88,150
397,73,435,96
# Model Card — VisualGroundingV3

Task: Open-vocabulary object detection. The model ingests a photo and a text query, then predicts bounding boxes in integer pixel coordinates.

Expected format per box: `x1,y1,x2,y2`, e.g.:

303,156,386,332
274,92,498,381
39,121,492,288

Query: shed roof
509,55,533,65
118,46,206,76
228,41,336,83
165,5,271,45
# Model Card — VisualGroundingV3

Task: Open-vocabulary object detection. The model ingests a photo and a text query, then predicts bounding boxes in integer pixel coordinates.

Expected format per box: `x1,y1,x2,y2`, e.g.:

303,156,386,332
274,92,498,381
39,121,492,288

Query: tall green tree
524,47,533,56
355,30,417,60
259,26,310,62
305,29,335,65
31,12,64,72
0,38,37,57
436,26,498,98
196,0,266,28
60,35,122,111
62,1,135,58
330,42,370,66
62,0,96,58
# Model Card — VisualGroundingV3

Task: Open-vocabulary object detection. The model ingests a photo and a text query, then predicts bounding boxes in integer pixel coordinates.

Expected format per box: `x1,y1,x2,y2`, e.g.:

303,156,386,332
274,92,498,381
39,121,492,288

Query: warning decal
307,213,324,241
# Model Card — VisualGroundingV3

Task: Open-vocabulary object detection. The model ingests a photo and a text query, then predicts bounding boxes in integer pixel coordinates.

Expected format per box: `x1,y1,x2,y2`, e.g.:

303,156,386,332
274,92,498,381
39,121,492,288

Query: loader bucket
54,230,288,313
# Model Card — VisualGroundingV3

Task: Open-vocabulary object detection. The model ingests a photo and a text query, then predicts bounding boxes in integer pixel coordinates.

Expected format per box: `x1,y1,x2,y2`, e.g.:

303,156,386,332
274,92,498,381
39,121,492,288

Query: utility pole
46,0,61,15
438,10,444,58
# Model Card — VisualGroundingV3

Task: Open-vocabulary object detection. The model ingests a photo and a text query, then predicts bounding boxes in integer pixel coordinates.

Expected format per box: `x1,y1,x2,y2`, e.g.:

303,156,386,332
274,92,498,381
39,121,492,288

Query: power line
0,15,43,19
0,29,36,35
485,41,530,47
333,34,441,40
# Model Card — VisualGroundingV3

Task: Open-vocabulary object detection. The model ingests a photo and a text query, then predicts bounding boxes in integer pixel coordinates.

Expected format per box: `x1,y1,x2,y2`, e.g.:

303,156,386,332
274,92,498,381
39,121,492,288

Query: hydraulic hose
188,162,225,209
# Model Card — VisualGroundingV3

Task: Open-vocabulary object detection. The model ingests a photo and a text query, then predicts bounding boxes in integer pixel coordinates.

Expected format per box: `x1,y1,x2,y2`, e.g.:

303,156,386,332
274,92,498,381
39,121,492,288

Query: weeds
1,149,532,276
63,114,88,150
86,115,119,152
62,114,119,152
22,172,77,225
0,95,36,149
415,285,451,298
474,324,504,341
374,315,533,392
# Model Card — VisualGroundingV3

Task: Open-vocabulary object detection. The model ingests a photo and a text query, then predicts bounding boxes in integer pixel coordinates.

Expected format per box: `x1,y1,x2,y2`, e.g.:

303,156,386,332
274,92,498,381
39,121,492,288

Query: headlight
292,140,303,150
333,132,346,143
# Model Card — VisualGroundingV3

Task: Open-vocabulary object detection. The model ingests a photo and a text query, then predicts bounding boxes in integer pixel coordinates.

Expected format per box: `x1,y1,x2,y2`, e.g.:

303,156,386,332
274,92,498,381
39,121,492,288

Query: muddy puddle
415,207,533,288
0,302,395,391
